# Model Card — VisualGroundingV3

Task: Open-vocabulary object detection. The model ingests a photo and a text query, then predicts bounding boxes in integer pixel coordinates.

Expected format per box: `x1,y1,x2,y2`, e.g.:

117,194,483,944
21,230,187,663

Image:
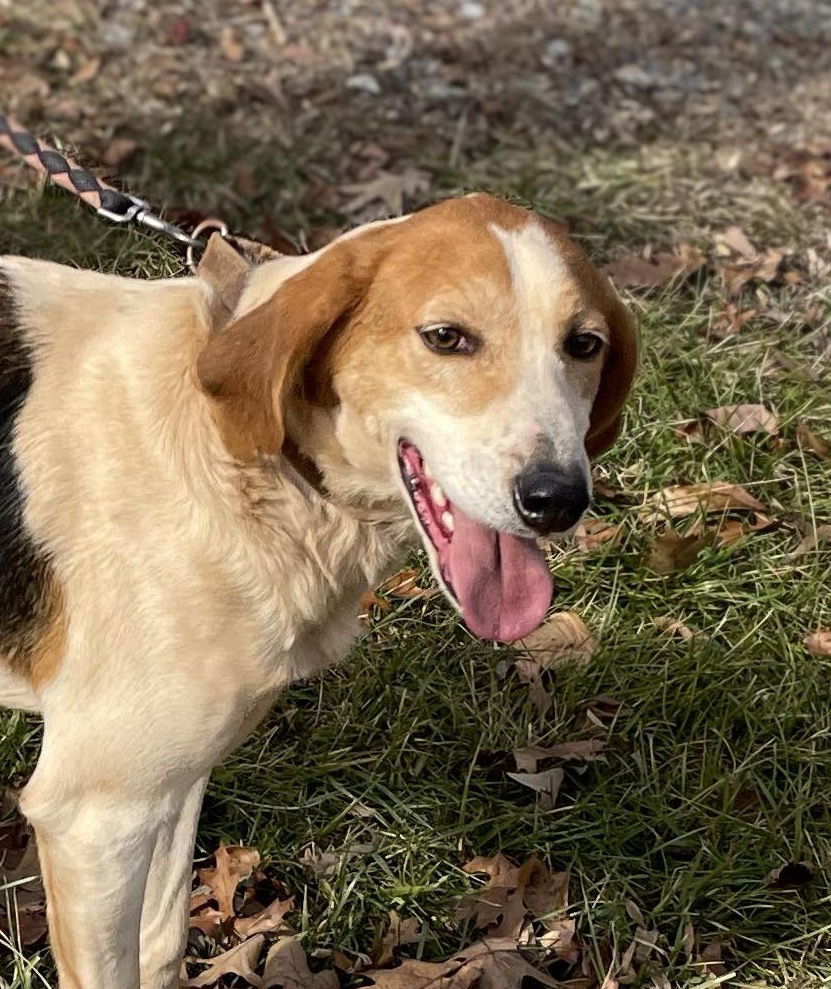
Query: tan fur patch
29,585,67,689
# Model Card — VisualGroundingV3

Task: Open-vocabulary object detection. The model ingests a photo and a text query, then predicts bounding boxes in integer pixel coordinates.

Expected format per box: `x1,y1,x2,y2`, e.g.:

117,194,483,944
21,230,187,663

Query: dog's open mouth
397,440,553,643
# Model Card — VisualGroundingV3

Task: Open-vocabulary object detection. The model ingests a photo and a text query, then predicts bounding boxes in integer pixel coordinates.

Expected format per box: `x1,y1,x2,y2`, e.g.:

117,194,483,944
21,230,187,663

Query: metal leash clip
96,192,205,250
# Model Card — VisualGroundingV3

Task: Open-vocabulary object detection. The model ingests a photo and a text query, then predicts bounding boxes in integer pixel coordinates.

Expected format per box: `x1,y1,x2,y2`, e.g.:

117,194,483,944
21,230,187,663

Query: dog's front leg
21,771,161,989
139,774,209,989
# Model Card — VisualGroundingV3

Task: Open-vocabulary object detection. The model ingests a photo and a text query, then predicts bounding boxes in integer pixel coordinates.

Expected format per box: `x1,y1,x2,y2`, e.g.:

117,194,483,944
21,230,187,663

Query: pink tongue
445,505,553,643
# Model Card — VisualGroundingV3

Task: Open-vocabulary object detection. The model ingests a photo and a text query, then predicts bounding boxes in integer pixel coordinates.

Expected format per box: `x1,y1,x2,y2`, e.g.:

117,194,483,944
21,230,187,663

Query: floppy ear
585,293,638,458
197,237,384,461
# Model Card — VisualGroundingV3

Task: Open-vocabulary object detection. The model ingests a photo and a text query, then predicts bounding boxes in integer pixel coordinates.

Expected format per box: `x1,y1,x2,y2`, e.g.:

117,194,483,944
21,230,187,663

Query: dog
0,193,636,987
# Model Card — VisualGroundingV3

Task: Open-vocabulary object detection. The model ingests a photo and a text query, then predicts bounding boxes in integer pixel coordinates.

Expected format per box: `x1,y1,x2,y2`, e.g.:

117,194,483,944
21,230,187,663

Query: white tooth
424,463,434,480
442,511,454,532
430,482,447,507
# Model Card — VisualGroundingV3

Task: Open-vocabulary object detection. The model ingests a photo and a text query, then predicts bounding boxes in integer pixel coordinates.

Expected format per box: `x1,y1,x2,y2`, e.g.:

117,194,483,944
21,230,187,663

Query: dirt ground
2,0,830,237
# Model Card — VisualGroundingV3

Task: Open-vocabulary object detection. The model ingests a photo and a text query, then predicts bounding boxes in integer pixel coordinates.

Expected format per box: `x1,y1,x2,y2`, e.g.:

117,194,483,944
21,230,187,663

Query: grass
1,136,831,987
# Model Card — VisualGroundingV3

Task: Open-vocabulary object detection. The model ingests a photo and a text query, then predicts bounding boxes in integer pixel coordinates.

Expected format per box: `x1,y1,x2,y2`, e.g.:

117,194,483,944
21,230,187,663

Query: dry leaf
682,922,696,958
69,56,101,85
506,767,565,810
513,739,606,773
261,936,340,989
704,512,777,547
300,845,344,878
378,568,436,600
774,143,831,202
181,933,265,987
460,855,571,945
715,226,756,259
220,26,245,62
574,519,623,551
764,861,816,888
790,524,831,558
340,168,430,216
639,482,765,522
718,242,784,297
698,938,728,976
652,617,698,641
234,895,294,937
762,349,819,382
371,911,422,967
196,845,260,922
796,423,831,460
361,938,559,988
603,244,705,289
360,590,391,615
707,303,758,339
805,628,831,656
513,659,553,717
646,530,712,575
705,404,779,435
102,137,138,167
0,825,46,947
583,695,631,728
517,611,597,668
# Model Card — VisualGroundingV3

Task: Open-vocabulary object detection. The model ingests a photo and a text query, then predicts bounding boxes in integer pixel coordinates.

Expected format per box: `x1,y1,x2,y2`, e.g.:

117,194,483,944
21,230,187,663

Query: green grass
1,139,830,987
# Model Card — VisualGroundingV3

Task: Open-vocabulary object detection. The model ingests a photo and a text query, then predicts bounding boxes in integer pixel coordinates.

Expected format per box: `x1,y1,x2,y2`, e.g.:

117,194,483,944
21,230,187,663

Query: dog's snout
512,462,590,535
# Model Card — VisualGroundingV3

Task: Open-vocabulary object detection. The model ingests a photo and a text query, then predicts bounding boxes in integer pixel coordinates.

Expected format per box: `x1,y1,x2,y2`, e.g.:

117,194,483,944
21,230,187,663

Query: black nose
512,462,590,535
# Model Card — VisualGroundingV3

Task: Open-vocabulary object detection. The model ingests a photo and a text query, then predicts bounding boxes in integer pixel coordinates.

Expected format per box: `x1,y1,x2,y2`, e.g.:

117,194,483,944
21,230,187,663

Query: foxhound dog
0,194,636,987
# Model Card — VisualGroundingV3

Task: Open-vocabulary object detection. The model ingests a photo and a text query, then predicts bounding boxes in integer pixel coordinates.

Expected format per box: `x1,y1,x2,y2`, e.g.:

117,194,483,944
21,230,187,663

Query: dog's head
197,195,636,642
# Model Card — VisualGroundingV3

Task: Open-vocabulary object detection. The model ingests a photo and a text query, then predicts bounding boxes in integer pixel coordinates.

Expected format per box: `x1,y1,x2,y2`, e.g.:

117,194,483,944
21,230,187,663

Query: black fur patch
0,269,54,671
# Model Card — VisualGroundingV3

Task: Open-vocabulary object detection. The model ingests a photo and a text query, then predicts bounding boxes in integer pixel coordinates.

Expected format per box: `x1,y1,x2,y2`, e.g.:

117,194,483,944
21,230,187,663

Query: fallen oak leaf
705,404,779,436
234,894,294,937
764,861,816,889
646,529,713,575
574,519,623,551
69,55,101,85
371,910,422,967
360,590,391,615
196,845,260,922
652,617,699,641
460,853,571,945
181,933,265,987
639,482,765,523
804,628,831,656
762,349,819,382
340,167,430,217
361,937,560,988
796,423,831,460
513,658,553,717
582,695,631,729
516,611,597,668
789,524,831,558
378,568,438,600
261,936,340,988
697,938,728,976
707,303,758,340
506,767,565,810
102,137,139,168
0,828,47,947
603,244,705,289
715,225,756,259
513,739,606,773
711,513,777,546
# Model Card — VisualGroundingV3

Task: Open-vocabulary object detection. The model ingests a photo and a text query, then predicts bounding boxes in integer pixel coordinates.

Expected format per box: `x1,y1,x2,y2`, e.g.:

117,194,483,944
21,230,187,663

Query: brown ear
197,238,383,461
585,294,638,458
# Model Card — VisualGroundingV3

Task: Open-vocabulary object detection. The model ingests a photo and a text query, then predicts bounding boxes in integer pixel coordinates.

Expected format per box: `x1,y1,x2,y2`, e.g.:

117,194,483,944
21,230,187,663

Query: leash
0,114,230,268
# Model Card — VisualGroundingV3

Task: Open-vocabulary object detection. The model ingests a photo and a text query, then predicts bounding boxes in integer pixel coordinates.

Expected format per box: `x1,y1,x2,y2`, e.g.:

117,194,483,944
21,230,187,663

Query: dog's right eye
418,323,477,355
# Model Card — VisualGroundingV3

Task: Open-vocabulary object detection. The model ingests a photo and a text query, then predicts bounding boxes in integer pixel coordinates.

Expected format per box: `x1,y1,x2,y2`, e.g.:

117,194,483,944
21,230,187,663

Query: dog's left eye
418,323,477,355
564,331,605,360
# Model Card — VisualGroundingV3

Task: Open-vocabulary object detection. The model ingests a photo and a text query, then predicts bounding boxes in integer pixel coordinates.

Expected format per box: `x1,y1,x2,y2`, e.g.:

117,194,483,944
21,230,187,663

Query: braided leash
0,114,207,251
